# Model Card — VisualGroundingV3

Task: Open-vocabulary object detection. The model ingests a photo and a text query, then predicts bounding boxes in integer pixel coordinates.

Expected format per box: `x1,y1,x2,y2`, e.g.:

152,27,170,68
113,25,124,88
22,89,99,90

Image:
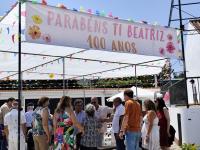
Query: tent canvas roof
107,86,158,102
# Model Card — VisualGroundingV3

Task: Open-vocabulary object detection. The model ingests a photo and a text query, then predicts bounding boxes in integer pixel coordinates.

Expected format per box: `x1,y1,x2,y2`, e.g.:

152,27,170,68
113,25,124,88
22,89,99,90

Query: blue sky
1,0,171,26
1,0,187,73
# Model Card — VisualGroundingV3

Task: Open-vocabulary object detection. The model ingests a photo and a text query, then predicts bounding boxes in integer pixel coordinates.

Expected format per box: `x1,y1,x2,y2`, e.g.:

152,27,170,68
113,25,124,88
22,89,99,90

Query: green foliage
181,143,200,150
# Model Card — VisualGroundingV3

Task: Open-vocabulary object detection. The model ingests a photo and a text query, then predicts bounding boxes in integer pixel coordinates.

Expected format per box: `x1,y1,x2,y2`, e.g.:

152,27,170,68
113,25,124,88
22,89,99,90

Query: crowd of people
0,89,175,150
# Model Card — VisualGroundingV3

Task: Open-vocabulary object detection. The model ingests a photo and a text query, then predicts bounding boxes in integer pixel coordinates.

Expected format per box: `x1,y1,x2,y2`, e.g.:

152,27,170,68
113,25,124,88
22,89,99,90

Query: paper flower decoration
159,47,165,55
32,15,42,24
167,34,173,41
42,34,51,43
166,42,175,53
28,25,41,39
49,73,55,79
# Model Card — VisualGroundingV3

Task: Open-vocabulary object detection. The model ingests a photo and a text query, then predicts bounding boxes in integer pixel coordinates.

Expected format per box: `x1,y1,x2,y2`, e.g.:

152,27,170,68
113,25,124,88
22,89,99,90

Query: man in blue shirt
25,103,34,131
74,99,86,150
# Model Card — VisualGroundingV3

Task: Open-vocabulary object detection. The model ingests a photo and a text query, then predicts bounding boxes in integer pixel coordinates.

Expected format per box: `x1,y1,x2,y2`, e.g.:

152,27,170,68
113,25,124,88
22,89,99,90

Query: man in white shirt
111,97,125,150
4,99,26,150
91,97,113,147
0,97,15,150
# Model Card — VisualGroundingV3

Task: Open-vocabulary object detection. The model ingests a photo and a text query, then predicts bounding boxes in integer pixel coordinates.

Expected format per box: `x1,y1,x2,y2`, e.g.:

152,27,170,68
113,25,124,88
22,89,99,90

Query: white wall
169,106,200,145
185,23,200,104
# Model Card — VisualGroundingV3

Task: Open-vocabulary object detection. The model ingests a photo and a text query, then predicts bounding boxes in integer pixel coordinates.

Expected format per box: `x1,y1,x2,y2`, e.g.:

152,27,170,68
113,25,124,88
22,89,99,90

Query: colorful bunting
57,3,67,9
49,73,55,79
79,6,85,12
12,34,15,43
7,27,10,34
73,8,78,11
96,10,100,16
100,10,106,17
21,29,25,35
42,0,47,5
87,9,92,14
32,0,37,4
108,12,113,18
21,11,26,17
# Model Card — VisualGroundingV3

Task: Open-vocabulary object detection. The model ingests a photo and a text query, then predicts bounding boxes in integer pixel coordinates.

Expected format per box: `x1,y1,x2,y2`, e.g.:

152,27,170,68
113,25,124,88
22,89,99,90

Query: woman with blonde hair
53,96,84,150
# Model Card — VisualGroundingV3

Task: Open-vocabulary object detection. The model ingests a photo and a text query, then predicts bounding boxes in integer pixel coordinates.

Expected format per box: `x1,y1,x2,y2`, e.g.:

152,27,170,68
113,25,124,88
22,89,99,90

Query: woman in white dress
142,100,160,150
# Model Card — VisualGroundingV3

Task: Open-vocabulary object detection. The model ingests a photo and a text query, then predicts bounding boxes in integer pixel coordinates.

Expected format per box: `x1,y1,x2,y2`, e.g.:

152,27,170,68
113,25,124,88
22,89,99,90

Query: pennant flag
32,0,37,4
42,0,47,5
12,21,16,27
87,9,92,14
79,6,85,12
21,11,26,17
163,91,170,101
127,19,134,22
49,73,55,79
96,10,100,16
100,10,106,17
177,31,181,44
12,34,15,43
108,12,113,18
21,29,25,35
73,8,78,11
7,27,10,34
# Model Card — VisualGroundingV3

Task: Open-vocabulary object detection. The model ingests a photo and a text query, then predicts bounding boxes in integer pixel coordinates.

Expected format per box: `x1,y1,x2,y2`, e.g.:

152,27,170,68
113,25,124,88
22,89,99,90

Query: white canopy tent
106,86,157,102
0,2,176,80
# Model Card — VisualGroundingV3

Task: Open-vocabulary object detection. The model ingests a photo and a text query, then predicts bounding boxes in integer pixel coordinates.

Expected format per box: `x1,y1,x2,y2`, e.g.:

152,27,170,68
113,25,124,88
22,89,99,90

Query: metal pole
18,1,22,150
62,57,66,96
135,65,138,97
197,78,200,103
178,0,189,108
168,0,174,26
83,76,86,106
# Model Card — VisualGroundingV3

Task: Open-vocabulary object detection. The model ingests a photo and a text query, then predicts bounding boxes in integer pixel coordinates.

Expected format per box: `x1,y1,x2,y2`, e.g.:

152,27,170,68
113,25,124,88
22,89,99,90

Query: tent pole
135,65,138,97
178,0,189,108
83,76,86,106
18,1,22,150
62,57,66,96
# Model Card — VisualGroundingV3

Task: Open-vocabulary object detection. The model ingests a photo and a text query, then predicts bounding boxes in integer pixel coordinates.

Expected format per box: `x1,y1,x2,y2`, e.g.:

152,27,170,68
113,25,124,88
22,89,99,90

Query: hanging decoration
100,10,106,17
57,3,67,9
73,8,77,11
21,11,26,17
96,10,100,16
87,9,92,14
42,0,47,5
7,27,10,34
49,73,55,79
79,6,85,12
32,0,37,4
108,12,113,18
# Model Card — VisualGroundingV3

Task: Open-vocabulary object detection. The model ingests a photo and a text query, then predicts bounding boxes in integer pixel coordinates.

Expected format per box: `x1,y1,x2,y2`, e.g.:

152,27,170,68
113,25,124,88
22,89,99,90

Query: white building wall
185,23,200,104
